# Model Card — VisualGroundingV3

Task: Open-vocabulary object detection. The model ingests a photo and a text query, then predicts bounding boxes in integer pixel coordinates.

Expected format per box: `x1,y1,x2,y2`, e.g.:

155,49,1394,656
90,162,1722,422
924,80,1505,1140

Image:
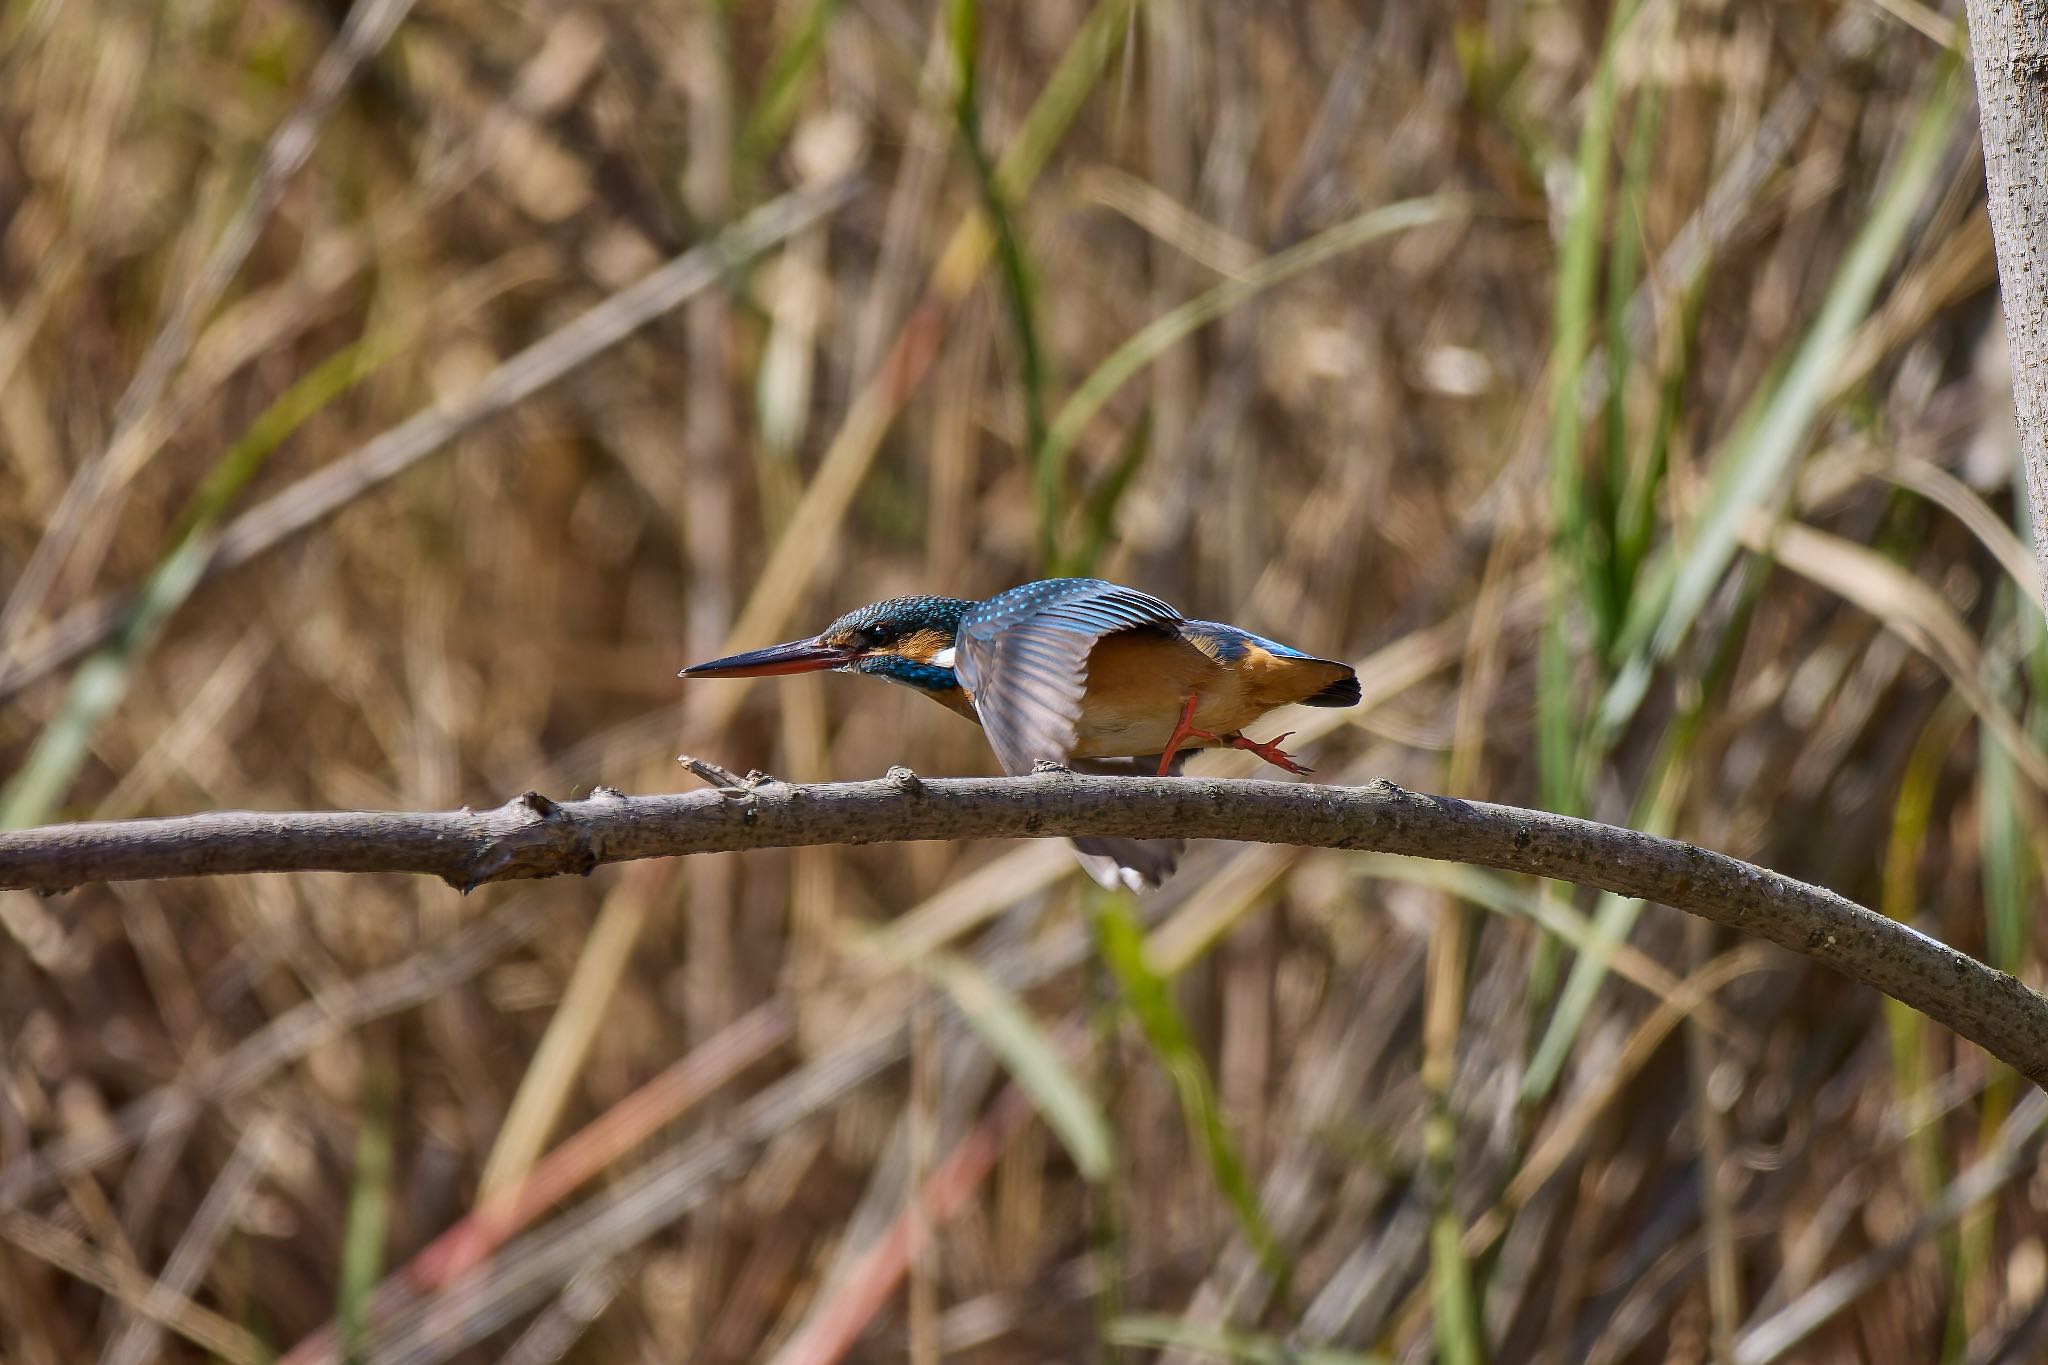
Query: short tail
1067,752,1189,891
1301,664,1360,707
1070,836,1184,892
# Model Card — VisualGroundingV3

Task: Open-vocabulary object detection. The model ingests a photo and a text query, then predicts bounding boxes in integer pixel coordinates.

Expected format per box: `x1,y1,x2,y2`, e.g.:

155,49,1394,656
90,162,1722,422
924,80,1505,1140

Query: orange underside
923,629,1343,758
1067,629,1333,757
922,628,1348,759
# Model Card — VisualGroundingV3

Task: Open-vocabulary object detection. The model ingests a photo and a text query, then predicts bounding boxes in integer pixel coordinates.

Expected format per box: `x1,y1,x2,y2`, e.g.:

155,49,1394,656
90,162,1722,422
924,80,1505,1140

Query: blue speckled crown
827,595,973,640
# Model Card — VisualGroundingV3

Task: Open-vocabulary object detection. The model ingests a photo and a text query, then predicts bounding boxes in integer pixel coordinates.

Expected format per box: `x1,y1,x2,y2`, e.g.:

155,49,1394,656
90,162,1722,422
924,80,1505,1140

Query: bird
679,577,1360,890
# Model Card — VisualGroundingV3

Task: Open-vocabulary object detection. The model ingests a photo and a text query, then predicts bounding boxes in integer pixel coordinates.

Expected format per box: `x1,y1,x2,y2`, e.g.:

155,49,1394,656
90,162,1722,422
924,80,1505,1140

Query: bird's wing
954,579,1182,775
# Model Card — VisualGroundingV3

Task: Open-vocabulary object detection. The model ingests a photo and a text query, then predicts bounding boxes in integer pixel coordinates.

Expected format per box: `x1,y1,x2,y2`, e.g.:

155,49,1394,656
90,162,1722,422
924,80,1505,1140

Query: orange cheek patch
900,628,955,663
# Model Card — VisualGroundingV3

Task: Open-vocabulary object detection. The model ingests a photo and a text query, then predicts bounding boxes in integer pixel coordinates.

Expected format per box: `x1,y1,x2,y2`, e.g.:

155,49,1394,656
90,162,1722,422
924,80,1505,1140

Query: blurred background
0,0,2042,1360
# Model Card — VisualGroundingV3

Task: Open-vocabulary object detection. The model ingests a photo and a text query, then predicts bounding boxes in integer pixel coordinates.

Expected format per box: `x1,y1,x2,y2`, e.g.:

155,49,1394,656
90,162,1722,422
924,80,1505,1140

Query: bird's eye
857,624,892,648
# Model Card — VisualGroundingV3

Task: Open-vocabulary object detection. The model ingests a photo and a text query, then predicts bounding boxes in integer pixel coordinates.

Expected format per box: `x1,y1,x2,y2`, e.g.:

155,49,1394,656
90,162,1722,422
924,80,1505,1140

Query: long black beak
679,637,853,678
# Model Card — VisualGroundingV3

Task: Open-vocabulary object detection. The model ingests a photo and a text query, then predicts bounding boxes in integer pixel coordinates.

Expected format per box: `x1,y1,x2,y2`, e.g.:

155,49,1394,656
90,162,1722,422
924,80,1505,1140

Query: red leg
1230,731,1310,774
1157,695,1204,775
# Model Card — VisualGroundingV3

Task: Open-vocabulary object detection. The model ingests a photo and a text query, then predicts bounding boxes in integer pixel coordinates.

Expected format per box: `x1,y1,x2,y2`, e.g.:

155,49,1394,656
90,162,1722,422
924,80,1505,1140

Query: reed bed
0,1,2039,1360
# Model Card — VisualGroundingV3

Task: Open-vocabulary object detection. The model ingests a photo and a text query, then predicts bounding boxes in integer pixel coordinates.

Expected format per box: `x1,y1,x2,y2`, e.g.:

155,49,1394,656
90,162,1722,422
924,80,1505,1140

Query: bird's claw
1231,731,1311,774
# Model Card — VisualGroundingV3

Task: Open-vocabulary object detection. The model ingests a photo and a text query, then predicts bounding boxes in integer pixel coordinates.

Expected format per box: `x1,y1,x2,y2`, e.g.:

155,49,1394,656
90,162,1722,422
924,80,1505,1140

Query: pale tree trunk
1967,0,2048,628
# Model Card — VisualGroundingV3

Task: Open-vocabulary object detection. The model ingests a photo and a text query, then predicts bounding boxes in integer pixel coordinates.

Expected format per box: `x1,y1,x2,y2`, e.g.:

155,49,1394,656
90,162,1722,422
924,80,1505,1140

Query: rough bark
5,770,2048,1087
1967,0,2048,626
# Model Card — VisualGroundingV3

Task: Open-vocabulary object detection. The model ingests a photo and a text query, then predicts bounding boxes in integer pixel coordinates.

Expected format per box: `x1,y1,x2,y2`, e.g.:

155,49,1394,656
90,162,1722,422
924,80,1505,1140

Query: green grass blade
337,1057,395,1365
0,332,398,829
736,0,848,174
1548,0,1642,651
988,0,1136,201
1349,856,1652,983
1429,1176,1486,1365
1534,2,1645,915
1535,620,1579,817
1040,195,1466,491
1524,692,1698,1106
924,952,1114,1182
948,0,1055,561
1957,641,2030,1358
1523,888,1648,1104
1059,406,1150,576
1611,277,1699,603
1524,548,1769,1104
0,537,210,829
1958,585,2037,1353
1598,56,1665,634
1535,59,1965,1099
1882,698,1971,1357
1883,696,1970,1199
1980,736,2027,967
1597,56,1964,737
1091,895,1289,1290
1979,638,2030,978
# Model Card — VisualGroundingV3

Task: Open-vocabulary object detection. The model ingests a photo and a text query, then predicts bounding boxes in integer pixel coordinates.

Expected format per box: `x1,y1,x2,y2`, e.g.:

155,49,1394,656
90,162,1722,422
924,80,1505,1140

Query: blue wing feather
1179,620,1317,662
955,578,1182,774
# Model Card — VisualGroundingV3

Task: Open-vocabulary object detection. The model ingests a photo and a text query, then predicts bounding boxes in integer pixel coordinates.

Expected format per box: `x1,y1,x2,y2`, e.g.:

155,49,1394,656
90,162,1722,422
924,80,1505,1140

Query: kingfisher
679,578,1359,890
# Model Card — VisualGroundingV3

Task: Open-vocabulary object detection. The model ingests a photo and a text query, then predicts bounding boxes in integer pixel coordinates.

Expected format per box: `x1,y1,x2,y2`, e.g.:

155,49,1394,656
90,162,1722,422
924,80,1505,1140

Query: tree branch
1967,0,2048,629
4,770,2046,1086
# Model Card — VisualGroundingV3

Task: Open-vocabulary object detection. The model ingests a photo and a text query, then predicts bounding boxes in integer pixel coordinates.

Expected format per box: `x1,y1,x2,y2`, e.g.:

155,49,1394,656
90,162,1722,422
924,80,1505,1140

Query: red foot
1230,731,1310,774
1158,695,1207,775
